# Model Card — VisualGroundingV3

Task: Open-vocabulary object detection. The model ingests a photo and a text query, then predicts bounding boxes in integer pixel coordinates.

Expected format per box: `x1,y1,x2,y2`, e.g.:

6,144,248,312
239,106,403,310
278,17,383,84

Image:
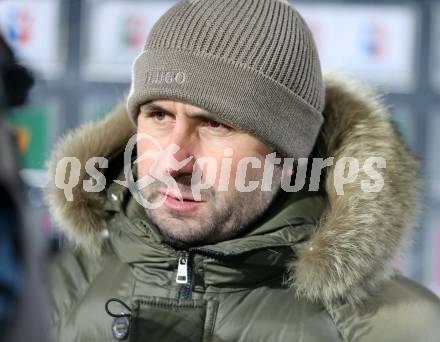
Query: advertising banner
0,0,63,78
7,102,58,170
82,0,174,81
297,4,419,93
431,3,440,92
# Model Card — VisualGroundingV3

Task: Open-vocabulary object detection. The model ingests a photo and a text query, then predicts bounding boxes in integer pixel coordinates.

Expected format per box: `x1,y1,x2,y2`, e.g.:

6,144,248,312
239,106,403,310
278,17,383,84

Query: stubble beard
138,166,283,246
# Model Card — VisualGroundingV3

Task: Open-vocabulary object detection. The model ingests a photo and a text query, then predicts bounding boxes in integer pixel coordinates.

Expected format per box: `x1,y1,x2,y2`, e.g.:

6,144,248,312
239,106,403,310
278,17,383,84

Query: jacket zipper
175,247,225,299
176,245,260,299
176,251,193,299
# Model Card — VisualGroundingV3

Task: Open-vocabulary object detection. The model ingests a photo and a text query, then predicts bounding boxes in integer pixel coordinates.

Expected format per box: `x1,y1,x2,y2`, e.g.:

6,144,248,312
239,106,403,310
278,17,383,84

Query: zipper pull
176,256,188,284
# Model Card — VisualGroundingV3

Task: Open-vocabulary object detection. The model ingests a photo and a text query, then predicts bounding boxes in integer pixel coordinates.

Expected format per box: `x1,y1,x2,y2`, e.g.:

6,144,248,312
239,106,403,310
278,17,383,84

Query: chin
148,210,213,242
162,225,211,244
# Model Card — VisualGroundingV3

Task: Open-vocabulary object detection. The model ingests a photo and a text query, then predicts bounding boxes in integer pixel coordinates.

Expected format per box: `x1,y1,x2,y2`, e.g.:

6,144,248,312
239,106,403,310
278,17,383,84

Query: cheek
136,140,158,177
211,155,265,193
234,159,266,181
137,116,149,133
198,142,269,191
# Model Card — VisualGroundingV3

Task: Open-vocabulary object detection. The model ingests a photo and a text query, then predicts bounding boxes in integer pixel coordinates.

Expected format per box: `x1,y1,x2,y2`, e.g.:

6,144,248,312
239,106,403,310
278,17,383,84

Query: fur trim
288,72,422,305
45,104,135,254
44,73,422,304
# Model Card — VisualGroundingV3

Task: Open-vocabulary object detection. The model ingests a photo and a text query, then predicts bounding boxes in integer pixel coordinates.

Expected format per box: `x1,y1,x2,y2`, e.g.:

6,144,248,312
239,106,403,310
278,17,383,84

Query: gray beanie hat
127,0,325,158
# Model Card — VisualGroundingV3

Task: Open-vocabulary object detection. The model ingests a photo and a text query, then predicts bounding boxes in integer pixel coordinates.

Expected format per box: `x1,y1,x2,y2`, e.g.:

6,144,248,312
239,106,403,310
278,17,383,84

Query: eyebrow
139,102,214,120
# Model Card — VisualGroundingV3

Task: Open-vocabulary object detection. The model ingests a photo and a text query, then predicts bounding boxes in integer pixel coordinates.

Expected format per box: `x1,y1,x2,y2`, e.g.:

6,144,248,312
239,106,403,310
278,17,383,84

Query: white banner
82,0,174,82
431,4,440,93
297,3,419,93
0,0,63,78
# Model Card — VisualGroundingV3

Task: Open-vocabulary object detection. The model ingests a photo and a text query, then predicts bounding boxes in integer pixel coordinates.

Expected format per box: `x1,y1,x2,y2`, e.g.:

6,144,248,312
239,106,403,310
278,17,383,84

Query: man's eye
207,119,221,128
202,118,229,130
152,111,167,120
145,111,173,123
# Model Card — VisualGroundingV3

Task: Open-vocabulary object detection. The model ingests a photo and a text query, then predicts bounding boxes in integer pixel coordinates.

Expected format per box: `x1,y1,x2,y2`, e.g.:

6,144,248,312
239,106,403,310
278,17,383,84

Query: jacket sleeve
328,273,440,342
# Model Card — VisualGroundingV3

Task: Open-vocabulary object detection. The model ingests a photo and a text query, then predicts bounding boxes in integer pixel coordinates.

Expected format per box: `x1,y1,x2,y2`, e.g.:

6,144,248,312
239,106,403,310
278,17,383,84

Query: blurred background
1,0,439,296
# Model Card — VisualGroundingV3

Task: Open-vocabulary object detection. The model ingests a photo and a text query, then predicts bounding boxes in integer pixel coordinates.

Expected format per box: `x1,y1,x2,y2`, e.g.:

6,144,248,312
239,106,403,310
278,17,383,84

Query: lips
159,190,205,212
160,191,202,202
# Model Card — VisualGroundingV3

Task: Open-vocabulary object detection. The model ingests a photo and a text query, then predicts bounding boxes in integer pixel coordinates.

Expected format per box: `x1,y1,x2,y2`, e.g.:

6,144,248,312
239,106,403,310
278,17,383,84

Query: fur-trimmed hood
45,73,422,305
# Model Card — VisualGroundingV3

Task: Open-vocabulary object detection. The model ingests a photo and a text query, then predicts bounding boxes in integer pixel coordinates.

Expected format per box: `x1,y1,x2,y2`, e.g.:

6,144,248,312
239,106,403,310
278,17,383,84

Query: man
46,0,440,341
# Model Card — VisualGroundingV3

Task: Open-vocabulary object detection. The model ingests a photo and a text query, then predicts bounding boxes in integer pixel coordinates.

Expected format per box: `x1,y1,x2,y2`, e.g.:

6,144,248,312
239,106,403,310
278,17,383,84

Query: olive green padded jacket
45,74,440,341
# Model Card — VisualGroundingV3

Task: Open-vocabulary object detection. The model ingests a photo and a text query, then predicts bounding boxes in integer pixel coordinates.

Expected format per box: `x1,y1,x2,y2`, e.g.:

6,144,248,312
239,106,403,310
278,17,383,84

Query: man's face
136,99,283,245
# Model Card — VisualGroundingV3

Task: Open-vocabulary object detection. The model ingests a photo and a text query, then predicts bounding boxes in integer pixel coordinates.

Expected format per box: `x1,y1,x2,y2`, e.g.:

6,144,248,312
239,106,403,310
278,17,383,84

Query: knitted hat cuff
127,48,324,159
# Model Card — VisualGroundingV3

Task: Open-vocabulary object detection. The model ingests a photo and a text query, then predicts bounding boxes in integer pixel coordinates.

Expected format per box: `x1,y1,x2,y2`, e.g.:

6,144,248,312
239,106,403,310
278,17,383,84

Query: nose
161,119,196,176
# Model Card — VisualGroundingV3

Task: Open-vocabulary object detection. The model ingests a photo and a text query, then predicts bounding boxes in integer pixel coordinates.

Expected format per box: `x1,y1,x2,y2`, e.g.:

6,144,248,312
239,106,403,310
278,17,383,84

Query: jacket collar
45,72,422,305
106,173,327,289
109,166,328,255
